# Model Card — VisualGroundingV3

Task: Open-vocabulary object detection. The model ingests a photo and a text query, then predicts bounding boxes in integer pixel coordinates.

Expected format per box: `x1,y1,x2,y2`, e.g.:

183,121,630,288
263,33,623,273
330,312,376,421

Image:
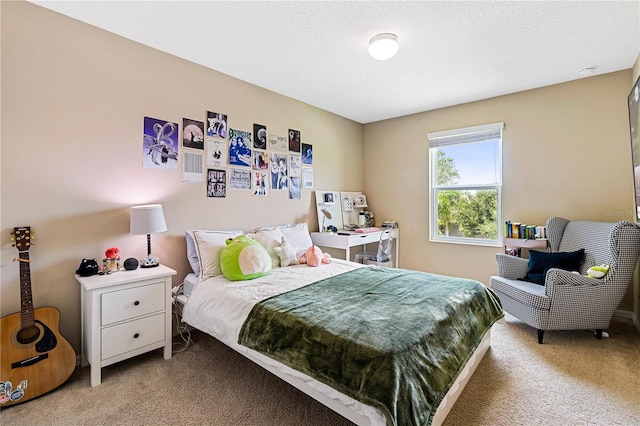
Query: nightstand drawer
101,282,165,326
101,313,165,360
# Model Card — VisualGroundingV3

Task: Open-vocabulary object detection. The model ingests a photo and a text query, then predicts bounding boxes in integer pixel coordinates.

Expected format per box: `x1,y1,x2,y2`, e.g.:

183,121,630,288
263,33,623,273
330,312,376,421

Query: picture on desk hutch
353,194,367,208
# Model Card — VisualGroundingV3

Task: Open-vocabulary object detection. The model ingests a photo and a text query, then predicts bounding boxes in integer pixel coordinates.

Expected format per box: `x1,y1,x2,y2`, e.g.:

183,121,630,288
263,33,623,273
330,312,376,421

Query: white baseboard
614,309,633,320
614,309,640,336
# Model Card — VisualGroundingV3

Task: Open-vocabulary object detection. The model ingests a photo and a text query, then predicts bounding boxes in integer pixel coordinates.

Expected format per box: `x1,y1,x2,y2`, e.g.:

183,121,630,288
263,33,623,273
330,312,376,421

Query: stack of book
505,221,546,239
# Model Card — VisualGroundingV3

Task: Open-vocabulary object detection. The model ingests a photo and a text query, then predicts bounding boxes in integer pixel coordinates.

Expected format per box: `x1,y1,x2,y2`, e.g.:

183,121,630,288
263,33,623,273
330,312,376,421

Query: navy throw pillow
523,249,585,285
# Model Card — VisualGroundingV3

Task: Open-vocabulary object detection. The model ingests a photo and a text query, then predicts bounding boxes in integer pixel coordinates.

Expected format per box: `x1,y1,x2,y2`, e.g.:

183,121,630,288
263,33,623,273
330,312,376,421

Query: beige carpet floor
1,314,639,425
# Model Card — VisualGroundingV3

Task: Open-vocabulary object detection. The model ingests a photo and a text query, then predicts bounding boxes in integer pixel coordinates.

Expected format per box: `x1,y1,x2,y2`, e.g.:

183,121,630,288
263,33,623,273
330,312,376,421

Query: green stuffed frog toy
220,235,272,281
587,264,610,279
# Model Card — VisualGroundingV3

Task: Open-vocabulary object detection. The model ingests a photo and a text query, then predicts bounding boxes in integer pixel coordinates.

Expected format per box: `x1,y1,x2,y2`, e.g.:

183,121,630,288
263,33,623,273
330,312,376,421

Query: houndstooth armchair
490,217,640,344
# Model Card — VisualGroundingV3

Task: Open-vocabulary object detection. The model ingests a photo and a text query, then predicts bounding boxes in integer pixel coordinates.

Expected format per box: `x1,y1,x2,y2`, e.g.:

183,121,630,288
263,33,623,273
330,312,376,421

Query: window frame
427,122,504,246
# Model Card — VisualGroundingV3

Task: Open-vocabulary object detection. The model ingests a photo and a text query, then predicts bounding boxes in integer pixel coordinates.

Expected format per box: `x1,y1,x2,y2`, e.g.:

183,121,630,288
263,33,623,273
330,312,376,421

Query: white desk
311,229,399,268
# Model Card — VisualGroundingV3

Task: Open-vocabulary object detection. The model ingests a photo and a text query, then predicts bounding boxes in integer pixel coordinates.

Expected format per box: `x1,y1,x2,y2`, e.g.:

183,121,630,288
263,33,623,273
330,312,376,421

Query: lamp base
140,263,159,268
140,255,160,268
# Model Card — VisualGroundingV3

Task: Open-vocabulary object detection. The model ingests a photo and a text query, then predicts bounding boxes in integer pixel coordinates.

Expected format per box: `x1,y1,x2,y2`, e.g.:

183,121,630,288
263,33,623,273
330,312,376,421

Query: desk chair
354,229,394,267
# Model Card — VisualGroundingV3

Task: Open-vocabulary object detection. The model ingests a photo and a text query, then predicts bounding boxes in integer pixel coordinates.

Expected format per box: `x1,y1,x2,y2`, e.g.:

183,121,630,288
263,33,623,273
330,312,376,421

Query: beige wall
633,53,640,328
2,1,639,356
1,1,363,353
363,70,637,309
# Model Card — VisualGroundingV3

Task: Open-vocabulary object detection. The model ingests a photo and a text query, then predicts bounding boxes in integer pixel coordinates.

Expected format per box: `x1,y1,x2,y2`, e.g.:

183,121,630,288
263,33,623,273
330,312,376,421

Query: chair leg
537,329,544,344
596,329,603,339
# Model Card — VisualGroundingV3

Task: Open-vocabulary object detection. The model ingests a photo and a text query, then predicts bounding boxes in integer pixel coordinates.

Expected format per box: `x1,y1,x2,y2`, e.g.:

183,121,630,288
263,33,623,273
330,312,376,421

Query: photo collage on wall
141,113,313,200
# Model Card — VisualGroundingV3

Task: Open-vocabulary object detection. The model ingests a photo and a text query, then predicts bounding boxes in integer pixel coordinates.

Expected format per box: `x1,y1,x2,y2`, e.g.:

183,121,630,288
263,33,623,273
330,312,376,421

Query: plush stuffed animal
273,236,299,267
105,247,120,259
298,245,331,267
587,264,610,279
220,235,272,281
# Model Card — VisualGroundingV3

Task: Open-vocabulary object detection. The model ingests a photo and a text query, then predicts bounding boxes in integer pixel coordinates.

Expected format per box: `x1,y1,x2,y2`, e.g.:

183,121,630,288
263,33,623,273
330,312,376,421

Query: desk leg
345,247,351,262
395,239,399,268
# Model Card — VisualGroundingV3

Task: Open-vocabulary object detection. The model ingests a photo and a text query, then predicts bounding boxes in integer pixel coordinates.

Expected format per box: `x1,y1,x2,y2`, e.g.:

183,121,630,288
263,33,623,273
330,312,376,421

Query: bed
177,225,504,426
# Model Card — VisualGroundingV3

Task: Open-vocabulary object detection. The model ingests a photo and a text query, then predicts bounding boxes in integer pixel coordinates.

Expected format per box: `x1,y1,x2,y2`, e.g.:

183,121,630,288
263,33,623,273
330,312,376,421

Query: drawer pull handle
134,300,140,306
133,333,140,339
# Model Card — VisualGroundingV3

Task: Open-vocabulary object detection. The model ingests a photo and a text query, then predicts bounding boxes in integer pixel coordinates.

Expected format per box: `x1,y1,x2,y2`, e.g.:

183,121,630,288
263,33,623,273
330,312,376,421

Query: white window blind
428,122,504,147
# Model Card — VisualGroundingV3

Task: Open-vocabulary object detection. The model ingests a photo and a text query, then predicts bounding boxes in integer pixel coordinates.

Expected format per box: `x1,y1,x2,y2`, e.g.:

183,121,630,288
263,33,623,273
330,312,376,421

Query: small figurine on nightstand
102,247,120,274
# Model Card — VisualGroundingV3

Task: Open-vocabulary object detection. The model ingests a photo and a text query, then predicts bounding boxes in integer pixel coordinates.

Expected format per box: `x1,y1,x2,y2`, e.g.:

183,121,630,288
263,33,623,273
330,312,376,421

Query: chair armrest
544,268,599,298
495,253,529,279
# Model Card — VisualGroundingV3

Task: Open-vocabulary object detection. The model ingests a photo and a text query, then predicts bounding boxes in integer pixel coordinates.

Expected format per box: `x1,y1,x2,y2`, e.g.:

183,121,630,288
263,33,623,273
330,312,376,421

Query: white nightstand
75,264,176,387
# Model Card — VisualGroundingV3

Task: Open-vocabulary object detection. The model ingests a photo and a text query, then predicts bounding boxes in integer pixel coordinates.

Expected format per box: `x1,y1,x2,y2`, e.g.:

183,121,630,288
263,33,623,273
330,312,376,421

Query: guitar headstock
11,227,34,252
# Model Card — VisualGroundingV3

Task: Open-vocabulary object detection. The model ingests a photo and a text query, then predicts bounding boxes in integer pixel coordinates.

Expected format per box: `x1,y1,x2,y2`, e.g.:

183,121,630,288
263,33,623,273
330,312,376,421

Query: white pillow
189,230,242,280
249,228,285,268
278,223,313,256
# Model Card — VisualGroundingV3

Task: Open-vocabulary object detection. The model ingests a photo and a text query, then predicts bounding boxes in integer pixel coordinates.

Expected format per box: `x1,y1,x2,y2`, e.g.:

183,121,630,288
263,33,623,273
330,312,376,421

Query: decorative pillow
220,235,272,281
524,249,585,285
278,223,313,257
248,228,285,268
191,230,243,280
185,229,243,276
273,236,299,267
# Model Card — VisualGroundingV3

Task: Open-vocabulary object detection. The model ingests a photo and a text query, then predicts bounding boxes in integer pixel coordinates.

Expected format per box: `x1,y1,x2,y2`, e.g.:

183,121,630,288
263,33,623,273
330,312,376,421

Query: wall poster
142,116,178,170
207,169,226,198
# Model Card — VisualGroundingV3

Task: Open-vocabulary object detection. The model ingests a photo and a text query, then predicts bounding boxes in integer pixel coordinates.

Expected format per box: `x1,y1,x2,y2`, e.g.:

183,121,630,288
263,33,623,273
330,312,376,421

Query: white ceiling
30,1,640,124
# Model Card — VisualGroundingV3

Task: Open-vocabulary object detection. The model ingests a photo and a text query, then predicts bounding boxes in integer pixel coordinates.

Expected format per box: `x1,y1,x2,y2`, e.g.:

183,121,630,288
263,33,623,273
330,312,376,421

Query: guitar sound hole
16,325,41,345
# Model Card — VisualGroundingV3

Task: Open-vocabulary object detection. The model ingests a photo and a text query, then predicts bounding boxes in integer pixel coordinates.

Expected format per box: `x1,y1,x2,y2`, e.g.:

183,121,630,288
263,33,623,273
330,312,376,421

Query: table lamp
321,208,332,232
130,204,167,268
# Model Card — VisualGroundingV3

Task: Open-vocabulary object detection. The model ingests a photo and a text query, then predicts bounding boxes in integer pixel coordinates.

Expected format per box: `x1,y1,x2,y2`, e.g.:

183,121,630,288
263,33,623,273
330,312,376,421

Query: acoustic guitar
0,227,75,407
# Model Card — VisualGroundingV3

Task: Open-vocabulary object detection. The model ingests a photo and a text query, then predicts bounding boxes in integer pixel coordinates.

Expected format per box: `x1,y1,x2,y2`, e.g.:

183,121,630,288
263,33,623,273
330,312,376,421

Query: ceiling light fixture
368,33,398,61
578,66,596,77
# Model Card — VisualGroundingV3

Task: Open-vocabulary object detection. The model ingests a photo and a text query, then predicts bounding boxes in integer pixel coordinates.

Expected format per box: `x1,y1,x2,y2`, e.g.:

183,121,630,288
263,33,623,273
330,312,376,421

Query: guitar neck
17,251,35,330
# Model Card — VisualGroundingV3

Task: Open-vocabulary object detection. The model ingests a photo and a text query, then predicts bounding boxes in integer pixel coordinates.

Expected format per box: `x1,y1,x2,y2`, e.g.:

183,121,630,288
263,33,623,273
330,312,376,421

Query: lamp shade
130,204,167,235
368,33,399,61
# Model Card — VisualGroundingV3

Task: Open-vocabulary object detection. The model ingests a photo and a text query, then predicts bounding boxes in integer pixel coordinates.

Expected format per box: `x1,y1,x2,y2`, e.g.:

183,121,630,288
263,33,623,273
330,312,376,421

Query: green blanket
238,267,504,426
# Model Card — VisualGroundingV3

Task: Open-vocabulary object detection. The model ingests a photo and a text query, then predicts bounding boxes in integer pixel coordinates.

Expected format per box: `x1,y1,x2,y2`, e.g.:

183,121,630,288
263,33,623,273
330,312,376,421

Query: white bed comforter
182,259,386,425
183,259,362,343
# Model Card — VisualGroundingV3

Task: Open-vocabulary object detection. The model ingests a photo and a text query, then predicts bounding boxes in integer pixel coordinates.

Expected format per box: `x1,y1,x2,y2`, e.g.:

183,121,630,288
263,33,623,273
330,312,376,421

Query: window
428,122,503,246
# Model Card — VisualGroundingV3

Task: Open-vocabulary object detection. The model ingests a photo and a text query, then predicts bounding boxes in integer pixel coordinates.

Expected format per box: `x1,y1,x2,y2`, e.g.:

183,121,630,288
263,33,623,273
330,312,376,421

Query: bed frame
175,293,493,425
